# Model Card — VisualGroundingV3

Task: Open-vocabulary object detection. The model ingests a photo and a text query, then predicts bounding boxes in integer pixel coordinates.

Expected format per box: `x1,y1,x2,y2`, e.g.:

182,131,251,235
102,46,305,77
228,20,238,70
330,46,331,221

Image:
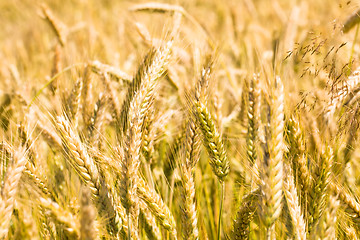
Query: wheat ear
193,100,229,181
87,93,107,147
139,199,162,240
287,117,311,214
246,74,261,165
259,76,284,239
56,116,121,236
120,41,172,238
50,44,62,93
308,146,332,233
137,176,178,239
66,78,83,127
0,147,28,239
330,182,360,224
325,67,360,123
232,189,258,240
80,188,98,240
283,163,306,240
316,193,339,240
39,197,79,239
40,4,67,46
90,60,131,84
118,41,172,136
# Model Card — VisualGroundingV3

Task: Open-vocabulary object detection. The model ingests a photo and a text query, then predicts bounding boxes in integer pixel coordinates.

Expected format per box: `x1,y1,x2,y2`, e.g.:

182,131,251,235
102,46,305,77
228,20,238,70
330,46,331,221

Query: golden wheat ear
55,116,122,237
40,4,67,46
0,147,28,239
258,76,285,238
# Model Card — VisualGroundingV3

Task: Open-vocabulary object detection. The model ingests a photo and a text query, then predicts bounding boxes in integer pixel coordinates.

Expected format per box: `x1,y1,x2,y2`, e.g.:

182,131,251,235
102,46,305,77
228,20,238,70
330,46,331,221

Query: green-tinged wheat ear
137,176,178,240
118,41,172,137
283,163,306,240
0,147,28,239
308,146,333,234
246,74,261,165
39,197,79,239
193,100,229,181
80,188,98,240
139,199,162,240
56,116,122,237
259,76,284,238
232,189,258,240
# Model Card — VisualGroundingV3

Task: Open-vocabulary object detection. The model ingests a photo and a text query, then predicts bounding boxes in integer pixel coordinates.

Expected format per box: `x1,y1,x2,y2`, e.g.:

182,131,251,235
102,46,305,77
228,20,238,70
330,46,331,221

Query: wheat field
1,0,360,239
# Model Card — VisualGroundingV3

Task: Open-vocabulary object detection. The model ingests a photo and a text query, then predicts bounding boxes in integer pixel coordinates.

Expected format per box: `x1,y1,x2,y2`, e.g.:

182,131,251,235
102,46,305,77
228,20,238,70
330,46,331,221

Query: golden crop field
1,0,360,239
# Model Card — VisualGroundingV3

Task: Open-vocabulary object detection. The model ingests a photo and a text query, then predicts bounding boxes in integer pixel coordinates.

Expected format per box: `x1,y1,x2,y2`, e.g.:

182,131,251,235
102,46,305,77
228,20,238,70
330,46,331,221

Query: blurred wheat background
1,0,360,239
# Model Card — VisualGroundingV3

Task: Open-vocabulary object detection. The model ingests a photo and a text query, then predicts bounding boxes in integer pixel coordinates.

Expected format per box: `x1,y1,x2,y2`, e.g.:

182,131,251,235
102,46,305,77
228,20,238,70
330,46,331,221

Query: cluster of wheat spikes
3,0,360,239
